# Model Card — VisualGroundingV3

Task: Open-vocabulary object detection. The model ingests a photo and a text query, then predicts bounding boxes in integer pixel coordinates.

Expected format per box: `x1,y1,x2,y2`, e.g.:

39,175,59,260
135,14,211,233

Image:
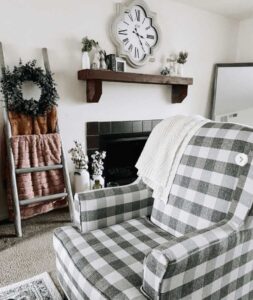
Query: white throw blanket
136,115,209,203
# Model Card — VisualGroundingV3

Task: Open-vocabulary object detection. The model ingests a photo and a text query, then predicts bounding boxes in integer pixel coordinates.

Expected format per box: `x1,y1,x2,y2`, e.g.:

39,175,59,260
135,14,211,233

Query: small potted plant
91,151,106,188
81,36,98,69
69,141,90,193
177,51,188,76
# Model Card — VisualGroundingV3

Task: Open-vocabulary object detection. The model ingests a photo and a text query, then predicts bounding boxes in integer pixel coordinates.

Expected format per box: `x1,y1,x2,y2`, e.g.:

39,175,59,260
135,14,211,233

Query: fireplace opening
101,134,148,185
86,120,161,186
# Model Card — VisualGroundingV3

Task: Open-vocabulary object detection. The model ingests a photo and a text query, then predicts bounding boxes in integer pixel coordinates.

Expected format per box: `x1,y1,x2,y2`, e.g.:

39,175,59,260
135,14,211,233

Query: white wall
0,0,238,220
237,18,253,61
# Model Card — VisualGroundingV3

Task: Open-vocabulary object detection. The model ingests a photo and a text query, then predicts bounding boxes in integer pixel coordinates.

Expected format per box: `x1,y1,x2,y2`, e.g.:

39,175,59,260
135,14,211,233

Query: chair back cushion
151,122,253,237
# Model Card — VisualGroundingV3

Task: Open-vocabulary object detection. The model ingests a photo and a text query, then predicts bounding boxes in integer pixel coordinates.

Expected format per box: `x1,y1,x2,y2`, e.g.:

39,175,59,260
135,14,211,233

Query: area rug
0,272,63,300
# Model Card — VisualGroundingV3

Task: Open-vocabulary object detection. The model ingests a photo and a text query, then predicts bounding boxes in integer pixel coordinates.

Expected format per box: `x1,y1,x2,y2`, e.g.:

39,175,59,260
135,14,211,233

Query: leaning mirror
212,63,253,127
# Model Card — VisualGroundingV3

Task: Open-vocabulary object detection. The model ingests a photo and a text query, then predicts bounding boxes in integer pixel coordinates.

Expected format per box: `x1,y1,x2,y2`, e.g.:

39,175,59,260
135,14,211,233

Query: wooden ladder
0,43,74,237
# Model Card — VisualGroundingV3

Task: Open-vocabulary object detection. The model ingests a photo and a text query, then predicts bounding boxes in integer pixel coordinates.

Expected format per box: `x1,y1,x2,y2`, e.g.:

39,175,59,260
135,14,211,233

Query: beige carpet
0,209,70,295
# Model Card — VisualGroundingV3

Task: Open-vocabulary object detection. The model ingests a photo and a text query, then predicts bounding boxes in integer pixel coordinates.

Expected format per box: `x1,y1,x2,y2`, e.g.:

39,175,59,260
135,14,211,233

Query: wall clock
111,0,160,68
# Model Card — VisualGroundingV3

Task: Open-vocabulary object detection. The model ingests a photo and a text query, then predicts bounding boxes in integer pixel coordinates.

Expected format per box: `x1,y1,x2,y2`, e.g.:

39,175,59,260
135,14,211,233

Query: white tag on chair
235,153,248,167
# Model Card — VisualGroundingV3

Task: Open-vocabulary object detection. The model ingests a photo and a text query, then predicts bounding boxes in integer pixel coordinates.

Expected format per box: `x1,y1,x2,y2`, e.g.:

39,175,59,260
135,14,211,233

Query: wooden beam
78,69,193,85
78,69,193,103
171,85,188,103
86,79,102,103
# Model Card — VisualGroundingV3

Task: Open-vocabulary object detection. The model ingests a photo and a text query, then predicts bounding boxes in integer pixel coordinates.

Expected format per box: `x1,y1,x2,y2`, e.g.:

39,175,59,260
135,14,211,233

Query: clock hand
134,26,144,37
132,29,146,53
137,35,146,53
134,27,144,38
134,27,145,39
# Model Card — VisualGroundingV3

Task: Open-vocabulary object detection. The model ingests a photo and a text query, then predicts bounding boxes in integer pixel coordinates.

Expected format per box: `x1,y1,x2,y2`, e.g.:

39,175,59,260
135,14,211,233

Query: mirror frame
211,62,253,120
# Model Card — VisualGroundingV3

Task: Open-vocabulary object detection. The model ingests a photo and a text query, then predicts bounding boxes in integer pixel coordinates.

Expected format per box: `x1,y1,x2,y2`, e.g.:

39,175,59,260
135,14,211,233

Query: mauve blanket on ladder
7,133,67,220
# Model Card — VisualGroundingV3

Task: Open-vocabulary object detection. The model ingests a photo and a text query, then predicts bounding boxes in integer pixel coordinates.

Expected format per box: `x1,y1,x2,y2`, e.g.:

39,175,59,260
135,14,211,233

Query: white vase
177,63,184,76
74,169,90,193
82,52,90,69
92,174,105,189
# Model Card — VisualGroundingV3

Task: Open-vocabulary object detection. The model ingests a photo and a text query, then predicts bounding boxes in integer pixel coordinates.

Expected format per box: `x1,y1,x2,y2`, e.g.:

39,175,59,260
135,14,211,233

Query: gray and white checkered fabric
142,122,253,299
228,149,253,228
151,122,253,237
74,180,153,233
142,220,253,299
53,217,175,300
54,121,253,300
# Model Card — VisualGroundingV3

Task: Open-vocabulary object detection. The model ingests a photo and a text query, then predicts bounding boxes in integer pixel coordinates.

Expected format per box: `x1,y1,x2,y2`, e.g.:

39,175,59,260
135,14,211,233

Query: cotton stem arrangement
91,151,106,176
69,141,89,170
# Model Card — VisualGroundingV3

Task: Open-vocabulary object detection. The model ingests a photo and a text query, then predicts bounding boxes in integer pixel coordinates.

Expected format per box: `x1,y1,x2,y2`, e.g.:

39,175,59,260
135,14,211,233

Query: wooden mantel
78,69,193,103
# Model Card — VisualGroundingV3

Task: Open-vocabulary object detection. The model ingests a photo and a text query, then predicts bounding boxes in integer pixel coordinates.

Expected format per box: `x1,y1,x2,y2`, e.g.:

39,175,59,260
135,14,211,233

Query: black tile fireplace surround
87,119,161,186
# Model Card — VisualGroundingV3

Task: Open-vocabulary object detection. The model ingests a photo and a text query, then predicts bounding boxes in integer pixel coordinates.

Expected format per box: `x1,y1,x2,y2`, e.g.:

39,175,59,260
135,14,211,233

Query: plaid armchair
53,122,253,300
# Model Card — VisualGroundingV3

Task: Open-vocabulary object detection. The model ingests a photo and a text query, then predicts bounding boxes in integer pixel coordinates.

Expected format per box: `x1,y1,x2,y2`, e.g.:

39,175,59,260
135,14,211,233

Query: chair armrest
74,179,153,233
142,220,244,299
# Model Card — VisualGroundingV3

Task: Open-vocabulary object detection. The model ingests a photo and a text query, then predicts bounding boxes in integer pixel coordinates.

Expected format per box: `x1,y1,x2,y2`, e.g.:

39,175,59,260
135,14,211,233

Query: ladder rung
19,192,68,206
16,164,63,174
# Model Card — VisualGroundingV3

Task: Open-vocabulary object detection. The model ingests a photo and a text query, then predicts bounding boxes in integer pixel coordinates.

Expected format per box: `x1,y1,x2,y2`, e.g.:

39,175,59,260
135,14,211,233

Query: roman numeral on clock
128,44,133,52
118,29,127,35
135,9,140,21
146,34,155,39
145,41,150,48
134,47,139,58
145,26,151,30
123,38,129,45
128,13,133,21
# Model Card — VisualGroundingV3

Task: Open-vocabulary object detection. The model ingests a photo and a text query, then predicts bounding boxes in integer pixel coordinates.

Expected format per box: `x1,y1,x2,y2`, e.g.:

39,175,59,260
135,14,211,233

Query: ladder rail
16,164,63,174
20,193,68,206
59,136,74,221
42,47,74,222
42,47,51,73
0,42,22,237
3,107,22,236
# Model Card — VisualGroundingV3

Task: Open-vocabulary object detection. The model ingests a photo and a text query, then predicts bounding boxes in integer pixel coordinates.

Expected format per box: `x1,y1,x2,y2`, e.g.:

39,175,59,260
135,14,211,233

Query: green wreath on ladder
0,60,58,116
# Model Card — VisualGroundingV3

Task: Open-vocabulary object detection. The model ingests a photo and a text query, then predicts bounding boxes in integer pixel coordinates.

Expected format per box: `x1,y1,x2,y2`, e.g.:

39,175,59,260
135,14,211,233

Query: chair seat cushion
53,217,174,300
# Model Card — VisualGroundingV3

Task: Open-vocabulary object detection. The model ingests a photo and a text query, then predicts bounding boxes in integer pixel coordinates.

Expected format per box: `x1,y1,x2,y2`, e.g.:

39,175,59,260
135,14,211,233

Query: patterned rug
0,273,63,300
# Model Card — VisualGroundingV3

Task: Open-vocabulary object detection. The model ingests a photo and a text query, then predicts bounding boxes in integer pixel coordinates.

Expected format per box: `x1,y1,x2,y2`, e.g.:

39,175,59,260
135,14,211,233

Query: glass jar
93,179,102,190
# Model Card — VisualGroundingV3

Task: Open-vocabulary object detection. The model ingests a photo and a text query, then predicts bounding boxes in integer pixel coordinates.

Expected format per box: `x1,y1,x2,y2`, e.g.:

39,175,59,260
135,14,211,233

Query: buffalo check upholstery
73,180,154,233
54,121,253,300
151,122,253,237
54,217,175,300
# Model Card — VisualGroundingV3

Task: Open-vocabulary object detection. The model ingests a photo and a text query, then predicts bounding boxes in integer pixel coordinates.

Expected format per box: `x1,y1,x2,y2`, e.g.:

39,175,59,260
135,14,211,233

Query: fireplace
86,120,161,186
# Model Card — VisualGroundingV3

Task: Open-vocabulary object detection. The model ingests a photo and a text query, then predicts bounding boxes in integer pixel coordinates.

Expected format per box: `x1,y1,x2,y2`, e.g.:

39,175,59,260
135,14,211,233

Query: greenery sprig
177,51,188,64
0,60,58,116
81,36,99,52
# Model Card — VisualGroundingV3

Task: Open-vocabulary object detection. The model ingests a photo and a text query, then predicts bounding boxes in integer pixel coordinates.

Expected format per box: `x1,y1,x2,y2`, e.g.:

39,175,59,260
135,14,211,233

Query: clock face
112,1,160,68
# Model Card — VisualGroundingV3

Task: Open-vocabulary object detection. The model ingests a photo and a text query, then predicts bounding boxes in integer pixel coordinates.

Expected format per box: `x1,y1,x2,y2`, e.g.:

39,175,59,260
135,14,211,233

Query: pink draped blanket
8,133,67,220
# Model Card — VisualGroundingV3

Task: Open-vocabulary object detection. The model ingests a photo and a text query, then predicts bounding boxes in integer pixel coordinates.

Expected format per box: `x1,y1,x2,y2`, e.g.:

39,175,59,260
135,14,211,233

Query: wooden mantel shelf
78,69,193,103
